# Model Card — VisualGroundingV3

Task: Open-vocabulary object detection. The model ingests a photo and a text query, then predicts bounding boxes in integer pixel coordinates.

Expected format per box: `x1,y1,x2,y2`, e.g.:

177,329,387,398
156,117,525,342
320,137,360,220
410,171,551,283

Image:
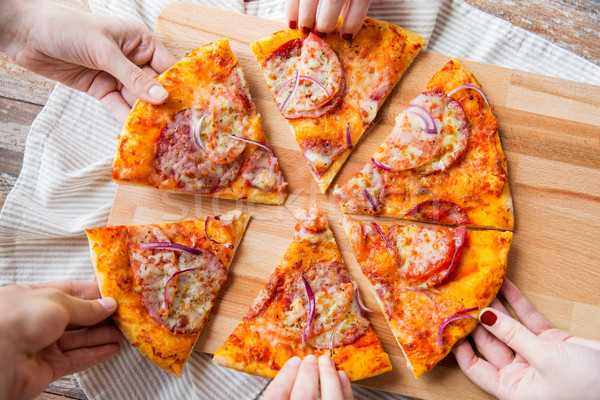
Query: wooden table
0,1,596,399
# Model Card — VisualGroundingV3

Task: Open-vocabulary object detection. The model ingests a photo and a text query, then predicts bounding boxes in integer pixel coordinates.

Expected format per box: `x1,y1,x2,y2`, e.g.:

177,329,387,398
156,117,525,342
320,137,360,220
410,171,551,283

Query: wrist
0,0,43,56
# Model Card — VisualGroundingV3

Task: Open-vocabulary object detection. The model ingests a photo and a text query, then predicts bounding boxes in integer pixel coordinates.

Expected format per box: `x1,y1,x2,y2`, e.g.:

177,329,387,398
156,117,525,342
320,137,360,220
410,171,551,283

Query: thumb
59,295,118,327
479,308,546,367
104,45,169,104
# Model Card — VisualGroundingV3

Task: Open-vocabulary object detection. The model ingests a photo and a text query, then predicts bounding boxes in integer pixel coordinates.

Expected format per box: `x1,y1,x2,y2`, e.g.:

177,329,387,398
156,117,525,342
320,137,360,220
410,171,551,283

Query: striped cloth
1,1,598,399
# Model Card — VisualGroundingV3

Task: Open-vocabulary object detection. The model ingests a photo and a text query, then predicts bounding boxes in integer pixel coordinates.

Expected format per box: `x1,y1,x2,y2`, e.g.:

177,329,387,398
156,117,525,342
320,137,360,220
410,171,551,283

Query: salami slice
130,228,227,334
154,109,242,194
401,227,456,288
301,137,346,176
240,148,284,193
263,34,343,119
405,199,469,225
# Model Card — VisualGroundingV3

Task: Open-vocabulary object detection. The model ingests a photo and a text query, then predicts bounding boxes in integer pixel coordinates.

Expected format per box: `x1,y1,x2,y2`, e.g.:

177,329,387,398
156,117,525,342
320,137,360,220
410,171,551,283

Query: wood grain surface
102,3,600,399
0,1,589,399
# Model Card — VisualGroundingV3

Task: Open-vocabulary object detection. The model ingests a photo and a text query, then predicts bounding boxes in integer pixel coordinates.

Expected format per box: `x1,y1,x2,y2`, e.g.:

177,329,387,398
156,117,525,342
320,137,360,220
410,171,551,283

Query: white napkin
1,0,598,399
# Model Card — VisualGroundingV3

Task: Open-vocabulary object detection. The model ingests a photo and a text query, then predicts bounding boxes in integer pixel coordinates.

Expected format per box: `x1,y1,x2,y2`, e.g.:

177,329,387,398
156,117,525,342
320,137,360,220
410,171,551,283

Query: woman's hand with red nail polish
264,355,354,400
285,0,372,40
453,279,600,400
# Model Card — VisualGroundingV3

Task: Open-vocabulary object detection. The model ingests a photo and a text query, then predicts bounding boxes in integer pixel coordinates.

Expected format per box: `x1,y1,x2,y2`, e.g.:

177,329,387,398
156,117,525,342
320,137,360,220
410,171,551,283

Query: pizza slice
213,205,392,380
341,215,511,377
112,38,287,204
334,59,514,230
251,18,425,193
85,211,249,376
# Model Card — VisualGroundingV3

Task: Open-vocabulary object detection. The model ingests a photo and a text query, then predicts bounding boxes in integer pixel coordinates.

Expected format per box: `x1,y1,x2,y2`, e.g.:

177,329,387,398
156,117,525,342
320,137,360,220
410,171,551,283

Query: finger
314,0,346,36
478,307,547,368
263,357,302,400
318,355,343,400
290,355,319,400
122,64,159,107
35,281,100,301
103,45,169,105
470,325,515,369
501,279,553,335
147,39,177,74
286,0,300,29
338,370,353,399
57,343,121,376
58,325,124,352
100,91,133,124
339,0,371,40
298,0,319,33
55,293,118,327
452,339,501,397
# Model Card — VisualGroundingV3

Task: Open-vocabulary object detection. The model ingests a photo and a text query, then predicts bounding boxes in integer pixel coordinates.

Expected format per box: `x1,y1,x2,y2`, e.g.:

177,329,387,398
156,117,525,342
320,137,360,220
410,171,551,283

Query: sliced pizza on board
213,205,392,380
334,59,514,230
86,211,249,376
112,38,287,204
252,18,425,193
341,215,511,377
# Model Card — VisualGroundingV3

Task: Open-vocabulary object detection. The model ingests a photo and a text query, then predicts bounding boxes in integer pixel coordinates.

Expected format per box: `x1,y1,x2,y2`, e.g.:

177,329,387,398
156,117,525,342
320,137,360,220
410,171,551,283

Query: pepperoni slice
197,86,248,165
130,229,227,334
373,93,445,171
405,200,469,225
154,109,243,194
240,148,283,193
403,227,455,288
263,34,343,119
417,93,471,174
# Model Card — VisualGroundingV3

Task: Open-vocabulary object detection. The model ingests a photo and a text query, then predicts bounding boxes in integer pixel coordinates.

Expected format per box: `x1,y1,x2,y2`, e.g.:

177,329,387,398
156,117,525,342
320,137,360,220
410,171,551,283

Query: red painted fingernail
313,30,326,38
342,33,353,41
480,310,497,326
301,26,311,35
289,20,297,29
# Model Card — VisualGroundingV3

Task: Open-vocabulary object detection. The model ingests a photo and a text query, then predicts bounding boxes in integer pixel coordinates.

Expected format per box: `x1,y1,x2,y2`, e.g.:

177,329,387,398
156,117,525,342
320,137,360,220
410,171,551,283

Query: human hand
453,279,600,400
286,0,372,40
264,355,354,400
0,281,124,400
0,0,177,123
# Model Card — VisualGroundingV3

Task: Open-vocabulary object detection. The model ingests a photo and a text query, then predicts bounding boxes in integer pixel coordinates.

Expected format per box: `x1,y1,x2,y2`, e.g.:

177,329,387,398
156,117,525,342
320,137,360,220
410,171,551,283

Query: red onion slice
229,135,272,153
276,78,295,98
280,69,300,113
298,75,331,98
437,226,467,285
371,157,396,172
397,288,438,315
447,84,491,107
193,115,206,150
204,217,234,249
301,274,316,346
404,105,437,134
139,242,202,255
354,286,372,313
345,123,353,150
437,306,479,347
163,267,201,310
363,189,378,211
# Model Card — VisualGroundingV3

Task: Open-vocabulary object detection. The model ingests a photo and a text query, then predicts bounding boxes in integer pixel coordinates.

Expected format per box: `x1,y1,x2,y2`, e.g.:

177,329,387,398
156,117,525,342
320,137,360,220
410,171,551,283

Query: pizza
213,205,392,380
334,59,514,230
85,211,249,376
112,38,287,205
340,215,511,377
251,18,425,193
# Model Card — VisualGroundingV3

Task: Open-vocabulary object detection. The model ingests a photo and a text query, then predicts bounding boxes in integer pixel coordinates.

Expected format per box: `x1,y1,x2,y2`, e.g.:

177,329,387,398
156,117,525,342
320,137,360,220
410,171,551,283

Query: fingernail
98,297,117,312
289,20,297,29
287,356,301,367
301,26,311,35
318,354,333,367
480,310,497,326
304,354,317,364
148,85,168,101
313,30,326,38
342,33,353,41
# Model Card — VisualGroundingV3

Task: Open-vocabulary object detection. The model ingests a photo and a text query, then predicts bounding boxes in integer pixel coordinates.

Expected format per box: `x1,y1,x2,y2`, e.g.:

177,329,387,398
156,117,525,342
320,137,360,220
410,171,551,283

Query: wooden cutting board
108,3,600,399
